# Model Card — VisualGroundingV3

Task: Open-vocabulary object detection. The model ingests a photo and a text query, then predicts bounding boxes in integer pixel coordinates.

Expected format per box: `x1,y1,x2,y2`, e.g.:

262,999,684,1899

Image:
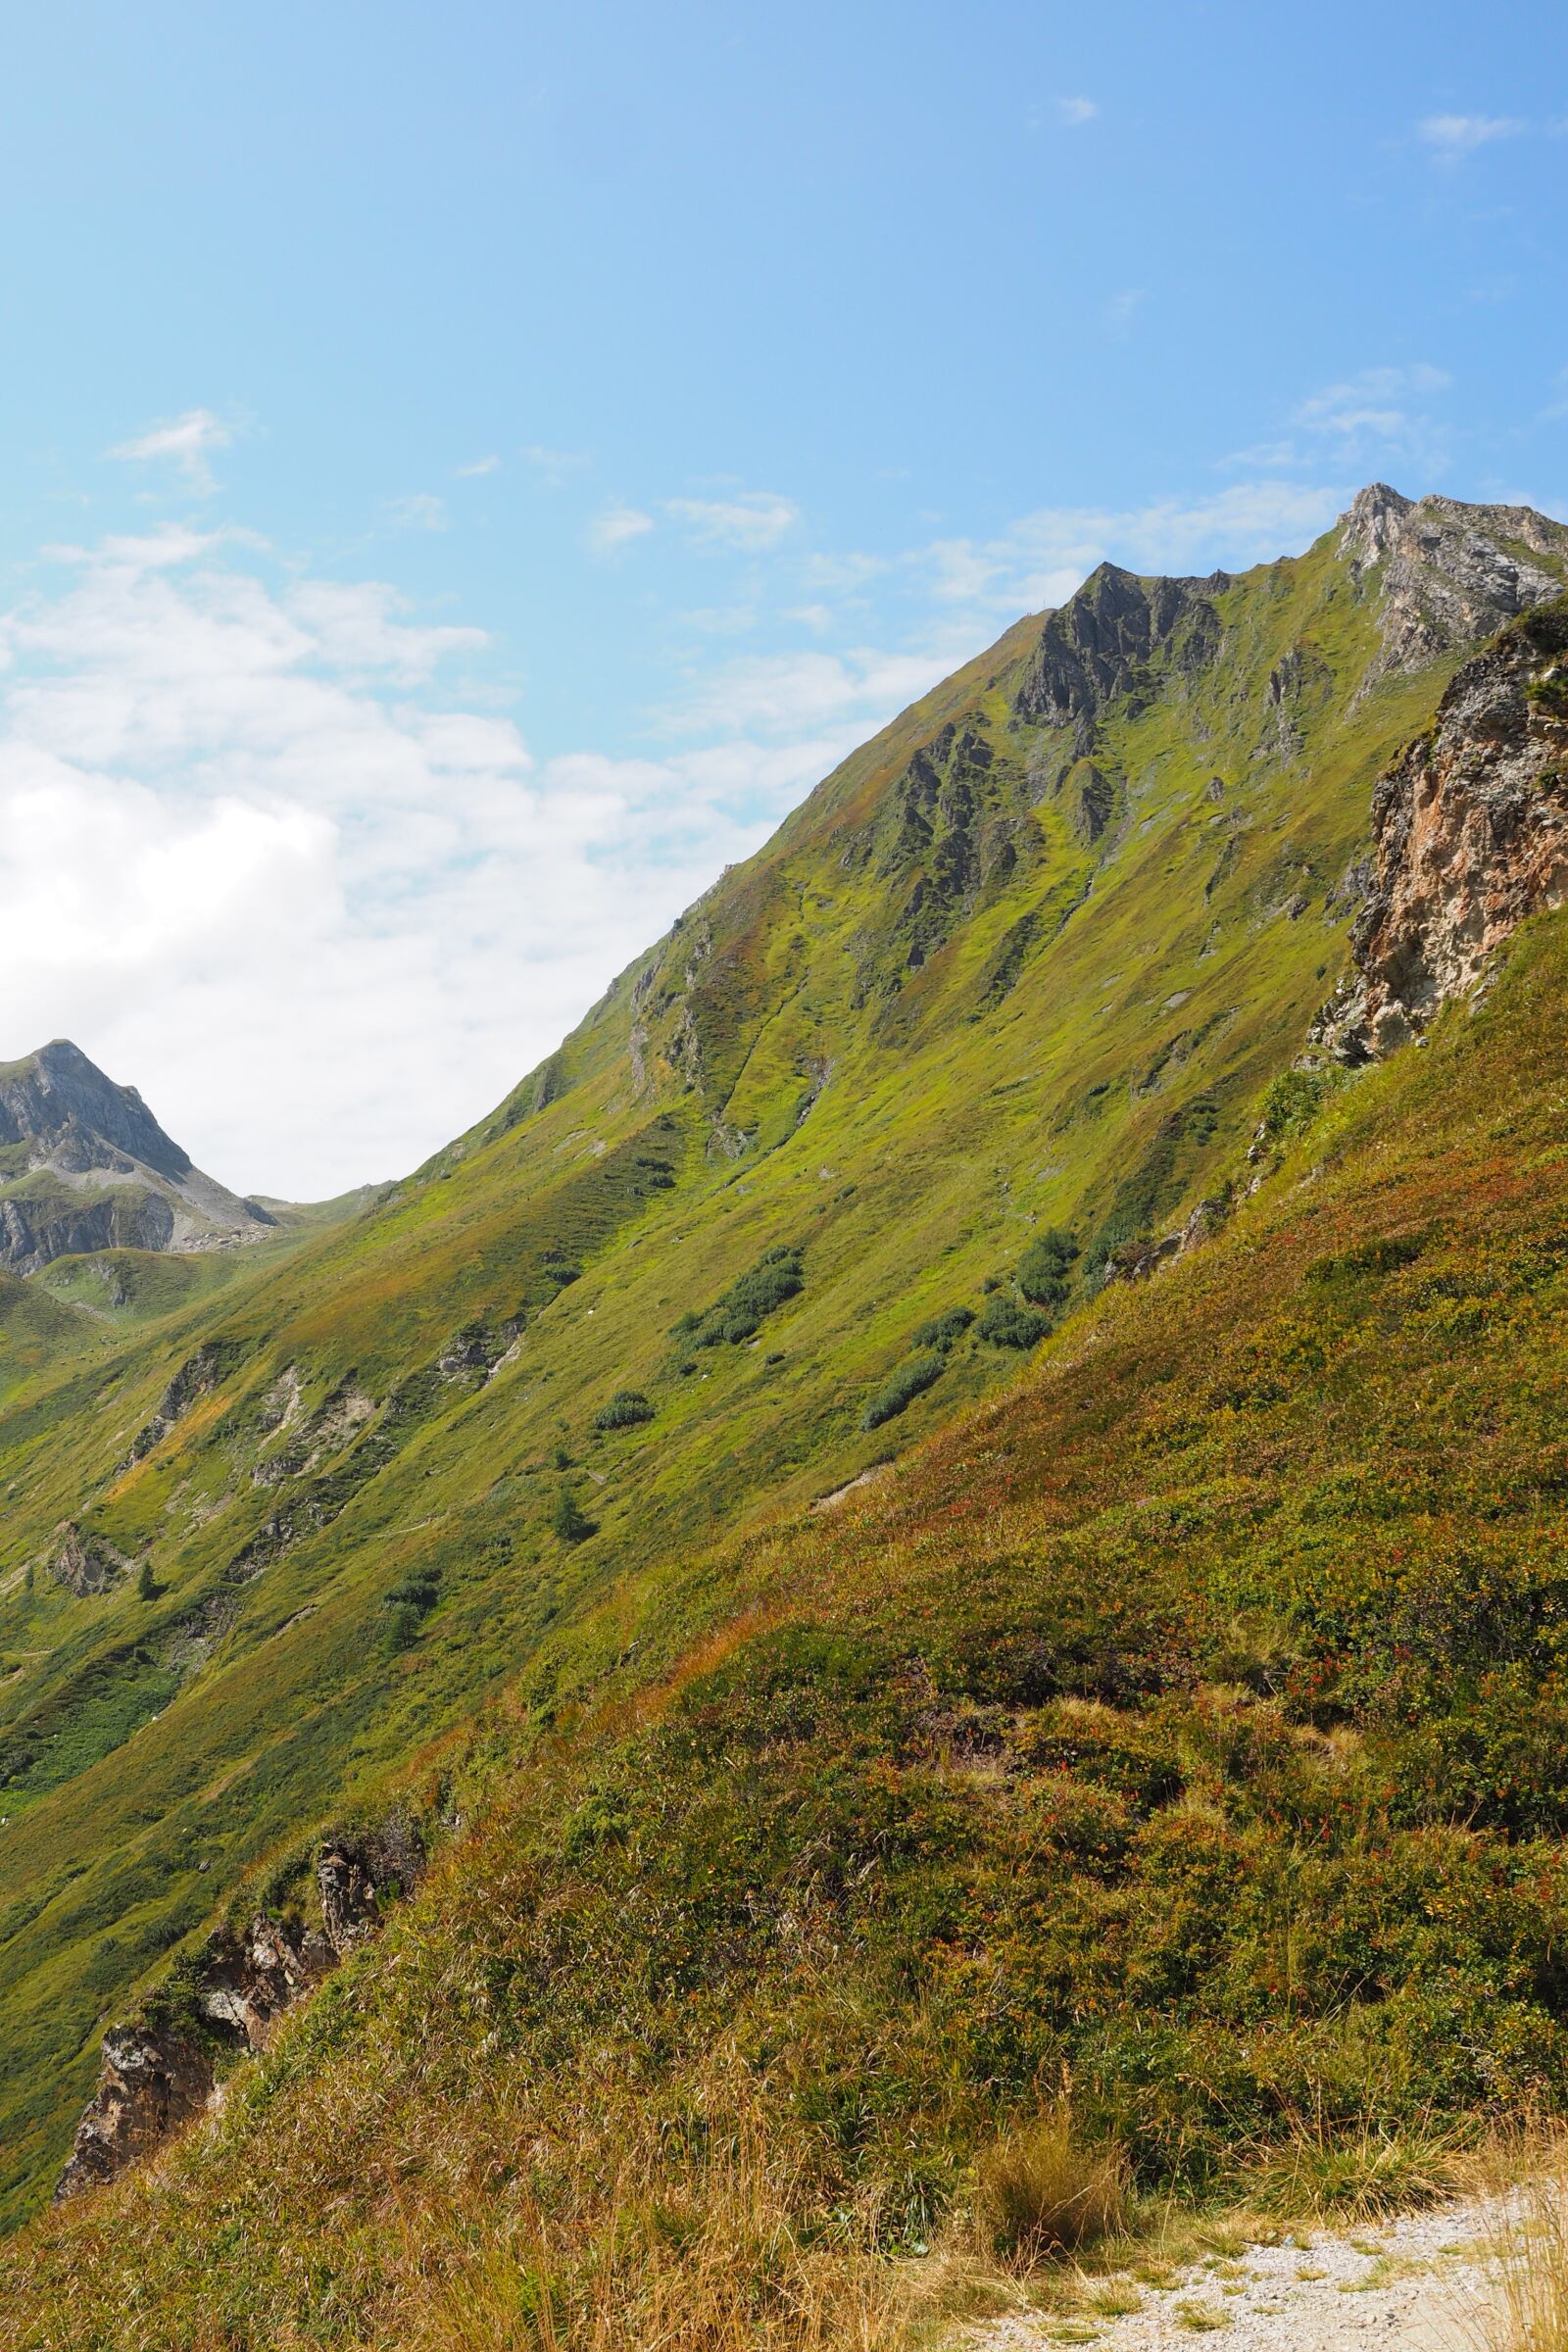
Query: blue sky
0,1,1563,1193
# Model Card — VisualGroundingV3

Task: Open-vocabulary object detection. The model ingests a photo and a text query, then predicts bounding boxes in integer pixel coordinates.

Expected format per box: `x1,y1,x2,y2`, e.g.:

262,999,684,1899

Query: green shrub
976,1296,1051,1349
552,1486,595,1544
975,2114,1127,2265
1258,1062,1348,1147
592,1390,655,1431
386,1574,439,1615
382,1602,424,1656
1308,1230,1427,1283
910,1305,974,1352
861,1350,947,1430
673,1245,805,1348
1017,1228,1079,1307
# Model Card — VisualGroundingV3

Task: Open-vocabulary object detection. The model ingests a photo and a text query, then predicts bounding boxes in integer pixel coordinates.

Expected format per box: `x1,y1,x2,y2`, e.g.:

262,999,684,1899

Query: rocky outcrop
48,1521,133,1597
125,1342,240,1465
0,1041,191,1182
0,1040,274,1276
1341,484,1568,692
54,1821,422,2202
51,2027,216,2200
1320,599,1568,1057
1011,563,1227,747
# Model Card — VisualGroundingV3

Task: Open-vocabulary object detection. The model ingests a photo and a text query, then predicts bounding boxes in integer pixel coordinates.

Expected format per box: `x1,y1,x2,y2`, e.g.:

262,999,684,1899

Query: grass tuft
975,2113,1127,2267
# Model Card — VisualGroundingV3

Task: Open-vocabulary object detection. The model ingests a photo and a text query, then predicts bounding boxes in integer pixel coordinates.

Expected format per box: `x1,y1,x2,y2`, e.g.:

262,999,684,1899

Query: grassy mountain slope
11,890,1568,2346
0,495,1559,2227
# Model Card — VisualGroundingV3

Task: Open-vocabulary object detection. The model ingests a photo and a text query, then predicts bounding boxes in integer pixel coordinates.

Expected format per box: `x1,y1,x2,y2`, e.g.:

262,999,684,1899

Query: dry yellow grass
1468,2166,1568,2352
973,2113,1127,2268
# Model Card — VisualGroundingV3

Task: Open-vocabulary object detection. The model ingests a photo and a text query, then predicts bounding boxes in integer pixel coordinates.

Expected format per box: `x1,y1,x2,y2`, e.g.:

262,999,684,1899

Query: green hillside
12,762,1568,2348
0,488,1562,2238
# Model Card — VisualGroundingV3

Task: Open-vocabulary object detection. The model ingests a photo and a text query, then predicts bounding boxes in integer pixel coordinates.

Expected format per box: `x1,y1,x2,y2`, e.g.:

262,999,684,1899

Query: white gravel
975,2192,1518,2351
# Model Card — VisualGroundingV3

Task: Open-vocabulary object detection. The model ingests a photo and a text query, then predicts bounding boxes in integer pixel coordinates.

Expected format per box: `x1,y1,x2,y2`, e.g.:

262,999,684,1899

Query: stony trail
975,2191,1522,2352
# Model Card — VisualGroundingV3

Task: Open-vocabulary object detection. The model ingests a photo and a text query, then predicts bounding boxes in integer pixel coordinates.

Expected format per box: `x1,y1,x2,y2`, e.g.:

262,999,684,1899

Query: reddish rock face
52,2027,216,2201
53,1819,423,2203
1324,602,1568,1058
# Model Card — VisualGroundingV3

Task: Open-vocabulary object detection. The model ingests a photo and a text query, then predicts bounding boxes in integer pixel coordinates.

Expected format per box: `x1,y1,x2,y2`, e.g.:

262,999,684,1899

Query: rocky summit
0,1039,273,1275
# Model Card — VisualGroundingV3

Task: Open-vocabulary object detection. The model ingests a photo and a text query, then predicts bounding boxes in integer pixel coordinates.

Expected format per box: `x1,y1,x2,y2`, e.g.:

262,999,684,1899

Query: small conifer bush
976,1295,1052,1348
910,1305,975,1352
1017,1228,1079,1307
672,1245,805,1348
552,1485,595,1544
593,1389,656,1431
861,1348,946,1430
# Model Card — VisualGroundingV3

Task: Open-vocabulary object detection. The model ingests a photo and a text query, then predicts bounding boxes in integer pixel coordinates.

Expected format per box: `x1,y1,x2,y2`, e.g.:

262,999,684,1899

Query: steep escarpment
1340,481,1568,687
1323,597,1568,1055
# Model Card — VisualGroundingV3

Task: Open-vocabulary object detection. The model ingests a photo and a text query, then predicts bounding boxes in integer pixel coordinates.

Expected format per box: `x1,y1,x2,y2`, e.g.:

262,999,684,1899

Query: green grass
13,906,1568,2339
0,520,1538,2236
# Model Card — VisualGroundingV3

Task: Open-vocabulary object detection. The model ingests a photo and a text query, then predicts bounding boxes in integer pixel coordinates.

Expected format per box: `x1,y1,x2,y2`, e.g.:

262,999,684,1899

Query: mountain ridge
1,483,1567,2250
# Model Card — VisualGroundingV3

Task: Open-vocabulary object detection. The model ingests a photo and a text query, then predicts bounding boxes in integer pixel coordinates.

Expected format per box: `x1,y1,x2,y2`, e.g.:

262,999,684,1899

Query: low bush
552,1486,596,1544
594,1390,656,1431
674,1246,806,1349
975,2114,1127,2265
1017,1228,1079,1308
910,1305,975,1352
1257,1062,1349,1148
381,1571,440,1656
976,1295,1052,1348
861,1350,946,1430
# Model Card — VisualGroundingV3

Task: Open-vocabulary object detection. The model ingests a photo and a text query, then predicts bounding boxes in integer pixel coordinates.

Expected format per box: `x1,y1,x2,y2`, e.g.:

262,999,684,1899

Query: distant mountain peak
0,1040,271,1276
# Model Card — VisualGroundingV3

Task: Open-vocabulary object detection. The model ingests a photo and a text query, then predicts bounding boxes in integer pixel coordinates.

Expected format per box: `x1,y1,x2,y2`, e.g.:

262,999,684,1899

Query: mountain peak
0,1039,191,1183
1339,481,1414,565
1334,481,1568,686
0,1041,272,1275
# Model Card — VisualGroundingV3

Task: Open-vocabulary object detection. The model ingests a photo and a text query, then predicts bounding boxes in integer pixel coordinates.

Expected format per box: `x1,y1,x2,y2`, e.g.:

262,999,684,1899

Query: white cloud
109,410,234,495
457,455,501,476
800,549,889,594
520,444,591,482
0,532,850,1196
1056,95,1099,125
587,502,655,554
664,492,801,551
1418,113,1524,160
387,492,449,531
1104,288,1144,331
666,637,981,739
907,480,1350,617
1289,364,1452,475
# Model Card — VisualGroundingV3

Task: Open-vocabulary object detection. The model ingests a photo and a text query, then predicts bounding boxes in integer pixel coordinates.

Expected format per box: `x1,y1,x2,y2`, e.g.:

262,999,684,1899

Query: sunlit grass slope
0,520,1507,2220
11,904,1568,2347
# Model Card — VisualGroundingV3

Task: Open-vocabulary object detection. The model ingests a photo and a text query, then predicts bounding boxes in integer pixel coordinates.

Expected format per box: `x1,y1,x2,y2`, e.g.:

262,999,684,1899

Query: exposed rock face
55,1822,423,2202
1322,600,1568,1057
0,1040,191,1181
125,1342,237,1465
1342,484,1568,691
0,1039,274,1276
1011,563,1227,746
48,1521,132,1597
50,2027,216,2200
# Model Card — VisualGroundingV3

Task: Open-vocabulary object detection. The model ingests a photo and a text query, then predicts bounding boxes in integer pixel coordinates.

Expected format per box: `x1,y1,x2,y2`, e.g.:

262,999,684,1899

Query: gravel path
976,2192,1514,2351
